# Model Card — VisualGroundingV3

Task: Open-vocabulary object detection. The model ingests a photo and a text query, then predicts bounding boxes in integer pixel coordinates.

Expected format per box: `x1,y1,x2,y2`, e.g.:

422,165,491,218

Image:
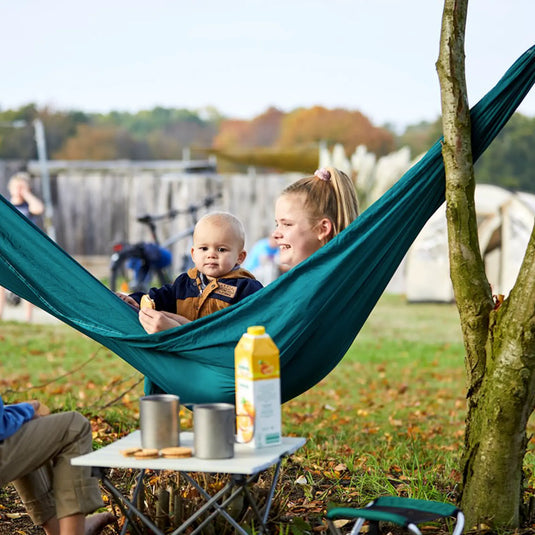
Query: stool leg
349,517,370,535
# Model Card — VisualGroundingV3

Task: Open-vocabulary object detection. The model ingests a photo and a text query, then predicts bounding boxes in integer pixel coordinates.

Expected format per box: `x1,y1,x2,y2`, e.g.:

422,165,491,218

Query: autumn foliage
213,105,395,172
54,124,150,160
278,106,394,156
213,107,284,149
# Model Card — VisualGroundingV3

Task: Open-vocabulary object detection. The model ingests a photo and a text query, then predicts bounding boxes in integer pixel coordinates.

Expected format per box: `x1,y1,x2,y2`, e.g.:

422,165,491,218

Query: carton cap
247,325,265,336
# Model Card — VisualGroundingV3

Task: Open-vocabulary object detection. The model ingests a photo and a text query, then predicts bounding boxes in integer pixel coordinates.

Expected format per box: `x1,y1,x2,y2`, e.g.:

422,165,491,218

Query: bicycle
109,193,222,293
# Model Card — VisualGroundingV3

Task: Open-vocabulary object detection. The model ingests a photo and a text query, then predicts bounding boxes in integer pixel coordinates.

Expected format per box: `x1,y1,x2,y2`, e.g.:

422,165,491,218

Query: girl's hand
138,309,190,333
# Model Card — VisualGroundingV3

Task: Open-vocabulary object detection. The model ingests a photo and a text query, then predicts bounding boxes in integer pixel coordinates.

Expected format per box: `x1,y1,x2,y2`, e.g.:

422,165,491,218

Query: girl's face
273,193,331,268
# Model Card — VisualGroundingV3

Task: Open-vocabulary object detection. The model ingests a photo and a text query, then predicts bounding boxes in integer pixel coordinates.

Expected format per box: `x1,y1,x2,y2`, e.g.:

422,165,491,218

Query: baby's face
191,219,246,279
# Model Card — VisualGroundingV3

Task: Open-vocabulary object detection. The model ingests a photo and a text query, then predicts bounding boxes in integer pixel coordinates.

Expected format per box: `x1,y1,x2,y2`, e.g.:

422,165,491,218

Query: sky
1,0,534,132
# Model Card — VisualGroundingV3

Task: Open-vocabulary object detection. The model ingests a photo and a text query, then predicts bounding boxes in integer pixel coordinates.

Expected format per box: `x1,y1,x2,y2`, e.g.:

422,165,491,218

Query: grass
0,322,144,431
2,293,535,533
277,294,468,525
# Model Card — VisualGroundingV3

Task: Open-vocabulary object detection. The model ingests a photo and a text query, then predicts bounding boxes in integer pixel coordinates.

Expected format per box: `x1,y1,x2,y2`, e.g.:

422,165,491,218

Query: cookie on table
160,446,193,458
120,447,142,457
133,448,160,459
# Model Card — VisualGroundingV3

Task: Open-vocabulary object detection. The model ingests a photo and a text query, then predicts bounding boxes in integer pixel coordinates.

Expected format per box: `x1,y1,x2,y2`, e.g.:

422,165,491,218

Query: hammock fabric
1,45,534,405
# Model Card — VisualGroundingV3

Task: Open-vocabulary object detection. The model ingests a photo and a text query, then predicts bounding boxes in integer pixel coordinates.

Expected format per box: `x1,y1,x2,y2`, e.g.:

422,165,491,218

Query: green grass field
2,293,535,533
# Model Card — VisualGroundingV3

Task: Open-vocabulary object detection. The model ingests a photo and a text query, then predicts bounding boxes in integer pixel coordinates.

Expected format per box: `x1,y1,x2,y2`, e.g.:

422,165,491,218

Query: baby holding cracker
117,211,262,331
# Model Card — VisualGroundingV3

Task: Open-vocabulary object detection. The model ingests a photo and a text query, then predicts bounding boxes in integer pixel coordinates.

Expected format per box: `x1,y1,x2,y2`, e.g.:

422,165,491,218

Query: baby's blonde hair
281,167,359,239
194,211,246,249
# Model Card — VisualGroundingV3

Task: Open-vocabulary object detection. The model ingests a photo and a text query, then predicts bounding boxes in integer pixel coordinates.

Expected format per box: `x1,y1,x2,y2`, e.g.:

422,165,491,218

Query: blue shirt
0,395,35,441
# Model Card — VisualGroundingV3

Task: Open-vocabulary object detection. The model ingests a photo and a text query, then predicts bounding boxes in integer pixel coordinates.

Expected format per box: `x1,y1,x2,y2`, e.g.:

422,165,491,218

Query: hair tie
314,168,331,181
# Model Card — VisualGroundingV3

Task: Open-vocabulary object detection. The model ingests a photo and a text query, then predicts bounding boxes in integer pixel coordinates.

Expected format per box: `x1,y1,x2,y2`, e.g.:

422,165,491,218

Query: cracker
160,446,193,458
133,448,160,459
140,295,155,309
120,447,142,457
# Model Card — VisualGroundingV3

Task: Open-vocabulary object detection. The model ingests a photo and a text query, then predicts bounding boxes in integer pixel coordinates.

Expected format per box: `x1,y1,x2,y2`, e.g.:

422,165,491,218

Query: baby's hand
115,292,139,309
139,309,183,333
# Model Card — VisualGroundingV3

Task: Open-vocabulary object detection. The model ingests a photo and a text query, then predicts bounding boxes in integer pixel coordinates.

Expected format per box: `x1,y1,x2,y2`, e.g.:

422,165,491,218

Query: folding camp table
72,430,306,535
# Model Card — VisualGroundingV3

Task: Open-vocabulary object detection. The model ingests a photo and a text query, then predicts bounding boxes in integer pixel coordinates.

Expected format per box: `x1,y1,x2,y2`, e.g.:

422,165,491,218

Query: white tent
403,185,535,302
317,143,535,302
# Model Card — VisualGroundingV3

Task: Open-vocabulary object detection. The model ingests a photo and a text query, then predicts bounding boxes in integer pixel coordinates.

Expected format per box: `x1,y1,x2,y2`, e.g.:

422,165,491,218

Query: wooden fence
0,160,297,276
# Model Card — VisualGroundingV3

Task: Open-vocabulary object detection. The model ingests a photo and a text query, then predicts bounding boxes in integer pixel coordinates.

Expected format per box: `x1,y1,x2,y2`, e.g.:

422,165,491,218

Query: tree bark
438,0,535,528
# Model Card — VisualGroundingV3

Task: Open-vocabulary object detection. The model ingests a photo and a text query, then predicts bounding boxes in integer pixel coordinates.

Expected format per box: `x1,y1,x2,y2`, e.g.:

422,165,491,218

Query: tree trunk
437,0,535,528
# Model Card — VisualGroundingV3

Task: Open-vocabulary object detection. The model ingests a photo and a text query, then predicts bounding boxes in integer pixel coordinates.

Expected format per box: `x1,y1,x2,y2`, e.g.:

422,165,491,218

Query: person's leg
0,286,5,319
38,510,113,535
41,516,60,535
0,412,106,528
57,514,85,535
42,413,115,535
25,299,34,322
42,513,113,535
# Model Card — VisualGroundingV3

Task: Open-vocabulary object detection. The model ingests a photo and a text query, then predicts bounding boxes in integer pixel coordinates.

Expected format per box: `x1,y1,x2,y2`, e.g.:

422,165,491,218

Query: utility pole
32,118,56,241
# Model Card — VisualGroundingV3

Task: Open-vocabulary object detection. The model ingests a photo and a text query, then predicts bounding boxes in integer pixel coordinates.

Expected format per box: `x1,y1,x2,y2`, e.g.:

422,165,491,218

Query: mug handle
235,413,255,444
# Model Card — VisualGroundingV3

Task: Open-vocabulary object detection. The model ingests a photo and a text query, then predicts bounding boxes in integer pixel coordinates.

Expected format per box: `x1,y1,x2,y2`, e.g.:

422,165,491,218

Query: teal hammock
1,45,534,405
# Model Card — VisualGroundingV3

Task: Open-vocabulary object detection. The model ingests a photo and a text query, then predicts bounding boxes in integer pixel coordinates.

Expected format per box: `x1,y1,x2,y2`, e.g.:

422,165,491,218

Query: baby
117,211,262,324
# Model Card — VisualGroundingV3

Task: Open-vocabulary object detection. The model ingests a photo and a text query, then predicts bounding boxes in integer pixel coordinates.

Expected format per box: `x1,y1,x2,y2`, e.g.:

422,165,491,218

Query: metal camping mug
139,394,181,449
193,403,253,459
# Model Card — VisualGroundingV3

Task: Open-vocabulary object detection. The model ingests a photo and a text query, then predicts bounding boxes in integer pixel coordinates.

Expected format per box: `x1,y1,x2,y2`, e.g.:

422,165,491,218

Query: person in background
241,235,282,285
0,395,115,535
118,211,263,333
0,172,44,322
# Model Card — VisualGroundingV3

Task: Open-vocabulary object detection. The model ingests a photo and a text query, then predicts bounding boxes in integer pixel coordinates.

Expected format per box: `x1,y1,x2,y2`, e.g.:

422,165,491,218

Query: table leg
91,455,286,534
262,457,282,525
174,473,249,535
98,469,164,535
175,461,282,535
120,469,146,535
239,458,282,534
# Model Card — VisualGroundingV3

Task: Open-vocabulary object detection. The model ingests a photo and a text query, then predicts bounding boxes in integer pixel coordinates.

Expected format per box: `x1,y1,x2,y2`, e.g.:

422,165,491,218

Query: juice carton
235,325,281,448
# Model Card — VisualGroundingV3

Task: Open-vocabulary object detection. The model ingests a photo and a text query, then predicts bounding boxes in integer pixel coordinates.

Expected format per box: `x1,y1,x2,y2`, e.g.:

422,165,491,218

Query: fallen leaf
6,512,26,519
333,519,350,528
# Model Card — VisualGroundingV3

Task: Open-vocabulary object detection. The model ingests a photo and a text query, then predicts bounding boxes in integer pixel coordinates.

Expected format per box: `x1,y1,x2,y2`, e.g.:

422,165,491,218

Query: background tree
474,113,535,192
278,106,394,156
53,124,151,160
1,101,534,192
97,107,217,159
397,118,442,157
437,0,535,528
0,105,89,160
213,105,395,173
213,107,284,150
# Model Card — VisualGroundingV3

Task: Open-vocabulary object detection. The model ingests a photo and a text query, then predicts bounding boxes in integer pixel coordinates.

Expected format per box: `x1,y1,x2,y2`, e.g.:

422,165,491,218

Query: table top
72,431,306,475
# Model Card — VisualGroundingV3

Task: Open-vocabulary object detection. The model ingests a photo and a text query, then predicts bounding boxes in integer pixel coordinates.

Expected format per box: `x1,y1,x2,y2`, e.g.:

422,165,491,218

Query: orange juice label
235,328,281,448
